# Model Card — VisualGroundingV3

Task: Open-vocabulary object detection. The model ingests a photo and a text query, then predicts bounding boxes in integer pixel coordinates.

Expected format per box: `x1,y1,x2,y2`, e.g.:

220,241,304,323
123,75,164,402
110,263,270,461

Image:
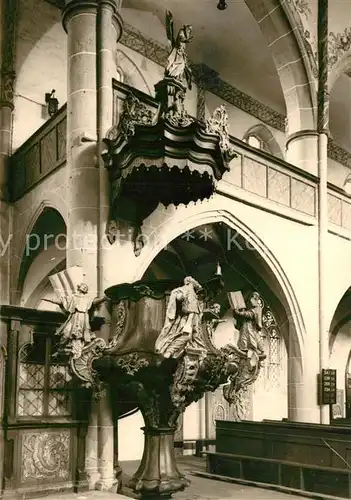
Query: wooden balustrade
222,137,318,219
327,185,351,231
9,105,67,201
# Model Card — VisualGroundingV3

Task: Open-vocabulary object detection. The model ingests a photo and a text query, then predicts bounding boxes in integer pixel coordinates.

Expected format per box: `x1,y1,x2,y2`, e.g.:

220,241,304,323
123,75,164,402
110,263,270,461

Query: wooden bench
204,450,351,498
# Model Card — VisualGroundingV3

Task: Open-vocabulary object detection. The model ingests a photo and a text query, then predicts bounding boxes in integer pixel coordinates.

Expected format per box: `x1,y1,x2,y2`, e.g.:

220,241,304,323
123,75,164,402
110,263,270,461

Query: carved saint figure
44,283,106,358
233,291,265,368
155,276,206,359
165,10,193,89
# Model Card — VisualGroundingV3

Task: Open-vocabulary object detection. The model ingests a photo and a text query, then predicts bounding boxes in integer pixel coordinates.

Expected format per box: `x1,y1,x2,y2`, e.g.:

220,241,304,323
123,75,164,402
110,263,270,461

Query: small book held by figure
228,290,246,310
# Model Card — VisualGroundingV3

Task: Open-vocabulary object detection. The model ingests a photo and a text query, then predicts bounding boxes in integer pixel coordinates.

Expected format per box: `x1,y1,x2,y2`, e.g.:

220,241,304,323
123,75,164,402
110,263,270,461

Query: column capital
285,129,319,149
62,0,98,33
112,10,123,42
0,101,14,112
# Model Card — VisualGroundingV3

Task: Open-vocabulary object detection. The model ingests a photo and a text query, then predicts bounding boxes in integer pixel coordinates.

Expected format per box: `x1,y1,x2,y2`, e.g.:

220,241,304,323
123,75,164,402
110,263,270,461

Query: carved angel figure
44,283,106,358
155,276,206,359
233,291,265,369
165,10,193,90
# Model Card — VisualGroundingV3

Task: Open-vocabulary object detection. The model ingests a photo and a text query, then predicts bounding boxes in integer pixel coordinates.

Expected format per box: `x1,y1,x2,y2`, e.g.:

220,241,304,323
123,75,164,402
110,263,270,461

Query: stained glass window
17,335,73,418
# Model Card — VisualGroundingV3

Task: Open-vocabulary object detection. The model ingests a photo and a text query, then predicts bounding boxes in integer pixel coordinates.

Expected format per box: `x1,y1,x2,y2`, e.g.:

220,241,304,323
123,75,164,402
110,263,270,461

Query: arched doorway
118,208,305,461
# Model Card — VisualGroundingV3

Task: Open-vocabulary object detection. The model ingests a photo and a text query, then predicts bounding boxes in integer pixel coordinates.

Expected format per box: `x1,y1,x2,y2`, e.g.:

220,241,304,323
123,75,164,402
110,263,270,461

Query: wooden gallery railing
9,105,67,201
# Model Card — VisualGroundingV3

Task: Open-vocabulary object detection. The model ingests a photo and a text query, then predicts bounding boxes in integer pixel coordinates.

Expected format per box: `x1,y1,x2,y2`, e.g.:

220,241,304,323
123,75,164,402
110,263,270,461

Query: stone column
62,0,99,293
63,0,123,490
285,130,319,176
62,0,100,488
317,0,329,425
0,0,18,305
0,103,12,305
85,398,100,488
95,0,122,492
288,351,320,422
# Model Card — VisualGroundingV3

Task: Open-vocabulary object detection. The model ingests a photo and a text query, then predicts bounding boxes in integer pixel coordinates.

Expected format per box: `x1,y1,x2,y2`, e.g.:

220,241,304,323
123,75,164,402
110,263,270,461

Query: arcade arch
244,0,316,133
15,207,67,307
119,212,306,461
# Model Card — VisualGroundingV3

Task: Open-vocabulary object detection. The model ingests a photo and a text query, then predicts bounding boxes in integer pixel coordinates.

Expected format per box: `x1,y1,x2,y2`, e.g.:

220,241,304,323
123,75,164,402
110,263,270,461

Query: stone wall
13,0,67,149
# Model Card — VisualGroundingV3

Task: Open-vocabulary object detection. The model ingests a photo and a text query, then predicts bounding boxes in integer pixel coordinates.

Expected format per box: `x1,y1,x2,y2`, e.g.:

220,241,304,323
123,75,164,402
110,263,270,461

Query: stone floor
33,456,314,500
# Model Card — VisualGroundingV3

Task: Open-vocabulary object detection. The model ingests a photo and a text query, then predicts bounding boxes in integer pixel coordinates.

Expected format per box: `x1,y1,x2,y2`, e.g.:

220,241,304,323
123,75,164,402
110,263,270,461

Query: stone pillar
287,308,321,423
63,0,123,490
62,0,99,292
317,0,330,425
288,353,320,422
0,103,12,305
85,398,100,488
62,0,100,488
95,0,122,492
285,130,319,175
0,0,18,305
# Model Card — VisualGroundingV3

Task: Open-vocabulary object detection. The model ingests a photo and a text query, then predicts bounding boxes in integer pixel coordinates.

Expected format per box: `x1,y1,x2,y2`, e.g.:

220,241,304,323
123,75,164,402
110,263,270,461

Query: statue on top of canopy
165,10,193,90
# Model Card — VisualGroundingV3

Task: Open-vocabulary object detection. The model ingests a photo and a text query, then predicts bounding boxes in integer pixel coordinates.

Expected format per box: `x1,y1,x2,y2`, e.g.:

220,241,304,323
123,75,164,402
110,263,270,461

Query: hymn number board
319,369,337,405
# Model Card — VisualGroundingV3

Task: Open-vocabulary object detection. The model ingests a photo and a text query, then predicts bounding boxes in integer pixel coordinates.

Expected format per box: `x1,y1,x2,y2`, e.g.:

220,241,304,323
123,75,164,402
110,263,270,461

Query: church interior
1,0,351,498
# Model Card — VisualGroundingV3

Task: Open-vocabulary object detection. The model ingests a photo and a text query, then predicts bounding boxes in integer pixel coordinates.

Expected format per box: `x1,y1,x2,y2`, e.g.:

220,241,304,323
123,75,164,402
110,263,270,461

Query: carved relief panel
21,430,71,483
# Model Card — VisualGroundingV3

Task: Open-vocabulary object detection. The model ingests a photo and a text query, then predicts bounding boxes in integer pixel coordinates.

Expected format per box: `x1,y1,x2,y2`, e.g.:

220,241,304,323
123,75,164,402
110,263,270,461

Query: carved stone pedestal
129,427,189,499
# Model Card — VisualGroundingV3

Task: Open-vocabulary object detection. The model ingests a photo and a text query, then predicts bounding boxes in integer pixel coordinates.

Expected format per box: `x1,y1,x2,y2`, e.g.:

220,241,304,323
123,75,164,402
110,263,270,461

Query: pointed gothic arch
244,0,316,134
133,208,305,365
12,204,67,306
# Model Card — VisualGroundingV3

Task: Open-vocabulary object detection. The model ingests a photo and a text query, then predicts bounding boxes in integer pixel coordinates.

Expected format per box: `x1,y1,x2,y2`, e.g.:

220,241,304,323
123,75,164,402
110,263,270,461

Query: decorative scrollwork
69,338,107,386
171,348,204,409
108,92,155,143
329,28,351,69
21,431,70,482
108,302,126,348
115,353,149,376
164,88,193,127
133,284,156,297
221,343,265,406
204,105,236,164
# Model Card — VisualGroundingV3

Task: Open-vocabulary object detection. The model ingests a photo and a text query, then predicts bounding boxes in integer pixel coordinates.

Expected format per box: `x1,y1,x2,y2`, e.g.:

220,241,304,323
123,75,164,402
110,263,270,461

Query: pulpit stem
129,427,189,499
